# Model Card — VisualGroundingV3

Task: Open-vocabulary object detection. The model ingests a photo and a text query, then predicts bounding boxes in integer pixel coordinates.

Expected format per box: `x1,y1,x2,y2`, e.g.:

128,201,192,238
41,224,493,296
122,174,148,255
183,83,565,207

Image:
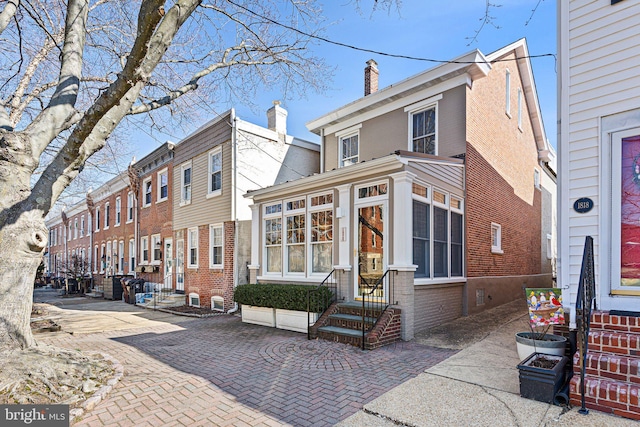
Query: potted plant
515,288,568,361
517,352,570,403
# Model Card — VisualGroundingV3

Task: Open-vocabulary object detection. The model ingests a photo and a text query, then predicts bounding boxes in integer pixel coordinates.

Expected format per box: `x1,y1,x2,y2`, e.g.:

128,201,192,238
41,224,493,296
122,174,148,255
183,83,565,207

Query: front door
164,238,173,290
356,203,385,298
175,238,184,293
613,129,640,299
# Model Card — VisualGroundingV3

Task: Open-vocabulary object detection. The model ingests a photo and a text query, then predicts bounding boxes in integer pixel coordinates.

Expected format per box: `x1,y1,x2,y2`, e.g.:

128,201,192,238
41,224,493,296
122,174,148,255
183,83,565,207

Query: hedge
234,283,334,312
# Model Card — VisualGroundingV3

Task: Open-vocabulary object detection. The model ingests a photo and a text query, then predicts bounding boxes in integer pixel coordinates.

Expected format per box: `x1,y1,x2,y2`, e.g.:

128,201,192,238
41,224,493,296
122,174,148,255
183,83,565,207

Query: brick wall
182,221,235,310
413,284,464,332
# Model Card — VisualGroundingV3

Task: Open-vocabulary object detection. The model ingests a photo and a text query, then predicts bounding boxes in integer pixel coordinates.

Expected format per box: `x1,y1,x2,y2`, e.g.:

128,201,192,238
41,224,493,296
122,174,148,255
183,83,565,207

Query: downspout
229,108,239,314
320,128,324,173
134,193,138,279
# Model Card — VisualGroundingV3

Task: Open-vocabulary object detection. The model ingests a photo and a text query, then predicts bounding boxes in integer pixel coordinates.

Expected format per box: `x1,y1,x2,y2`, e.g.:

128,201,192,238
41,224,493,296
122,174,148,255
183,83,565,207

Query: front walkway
36,296,454,427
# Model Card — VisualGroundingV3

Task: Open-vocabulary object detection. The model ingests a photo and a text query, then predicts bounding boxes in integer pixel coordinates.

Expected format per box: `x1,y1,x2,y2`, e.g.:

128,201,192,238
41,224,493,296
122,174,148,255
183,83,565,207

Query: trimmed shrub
234,284,334,312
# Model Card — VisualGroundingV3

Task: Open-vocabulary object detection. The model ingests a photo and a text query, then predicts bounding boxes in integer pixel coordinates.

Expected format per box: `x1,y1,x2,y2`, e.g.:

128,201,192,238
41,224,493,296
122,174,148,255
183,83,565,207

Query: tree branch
0,0,19,36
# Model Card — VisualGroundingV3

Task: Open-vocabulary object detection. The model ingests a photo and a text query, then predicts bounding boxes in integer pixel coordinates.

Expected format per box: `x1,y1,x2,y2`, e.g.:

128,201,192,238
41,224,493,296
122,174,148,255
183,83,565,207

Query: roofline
306,49,491,134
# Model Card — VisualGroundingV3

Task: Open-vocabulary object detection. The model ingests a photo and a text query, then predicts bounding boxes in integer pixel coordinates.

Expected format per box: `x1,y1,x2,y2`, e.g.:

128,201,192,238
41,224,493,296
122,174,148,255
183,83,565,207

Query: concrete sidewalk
338,300,639,427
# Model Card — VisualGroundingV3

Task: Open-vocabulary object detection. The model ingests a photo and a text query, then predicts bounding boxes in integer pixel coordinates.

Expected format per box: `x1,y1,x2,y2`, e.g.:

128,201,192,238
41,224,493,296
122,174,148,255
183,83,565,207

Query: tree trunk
0,213,46,350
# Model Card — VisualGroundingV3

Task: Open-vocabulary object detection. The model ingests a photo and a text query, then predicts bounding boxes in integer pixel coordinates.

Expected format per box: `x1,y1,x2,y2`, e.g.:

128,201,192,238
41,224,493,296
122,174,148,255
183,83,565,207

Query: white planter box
275,309,319,333
241,305,275,327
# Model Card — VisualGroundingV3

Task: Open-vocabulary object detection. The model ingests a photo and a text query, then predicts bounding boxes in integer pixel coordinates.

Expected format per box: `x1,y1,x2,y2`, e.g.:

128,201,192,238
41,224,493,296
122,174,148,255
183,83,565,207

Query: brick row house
558,0,640,419
45,105,320,309
246,39,556,341
172,105,319,311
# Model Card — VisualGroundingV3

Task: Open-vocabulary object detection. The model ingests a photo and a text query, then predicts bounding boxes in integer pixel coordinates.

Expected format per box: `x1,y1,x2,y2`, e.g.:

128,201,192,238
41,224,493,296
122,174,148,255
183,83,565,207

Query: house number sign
573,197,594,214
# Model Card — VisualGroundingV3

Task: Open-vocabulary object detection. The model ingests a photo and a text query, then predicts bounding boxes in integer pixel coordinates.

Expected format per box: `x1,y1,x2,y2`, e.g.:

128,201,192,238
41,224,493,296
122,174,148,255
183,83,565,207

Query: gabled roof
306,38,550,161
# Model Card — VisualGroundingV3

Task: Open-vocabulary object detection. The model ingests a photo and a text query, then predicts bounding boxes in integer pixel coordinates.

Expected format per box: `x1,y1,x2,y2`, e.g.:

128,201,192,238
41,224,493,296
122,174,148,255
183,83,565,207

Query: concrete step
317,325,363,338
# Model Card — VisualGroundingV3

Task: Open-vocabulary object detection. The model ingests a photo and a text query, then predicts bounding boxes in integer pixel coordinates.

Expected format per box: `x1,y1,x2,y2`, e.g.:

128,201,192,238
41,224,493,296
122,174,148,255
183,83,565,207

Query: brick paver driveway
37,297,455,427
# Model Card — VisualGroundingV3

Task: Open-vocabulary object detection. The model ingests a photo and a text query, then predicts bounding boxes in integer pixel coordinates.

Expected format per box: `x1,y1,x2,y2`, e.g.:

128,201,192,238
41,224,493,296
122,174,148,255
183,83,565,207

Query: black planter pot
517,352,569,404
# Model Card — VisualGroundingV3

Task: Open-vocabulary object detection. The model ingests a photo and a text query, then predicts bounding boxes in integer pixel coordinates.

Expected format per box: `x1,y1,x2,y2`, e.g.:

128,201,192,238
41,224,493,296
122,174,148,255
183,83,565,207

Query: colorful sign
525,288,564,326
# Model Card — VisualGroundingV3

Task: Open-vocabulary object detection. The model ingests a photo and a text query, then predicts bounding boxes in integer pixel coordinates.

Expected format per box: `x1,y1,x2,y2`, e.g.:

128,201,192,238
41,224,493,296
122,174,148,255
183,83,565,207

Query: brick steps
570,310,640,420
309,302,401,350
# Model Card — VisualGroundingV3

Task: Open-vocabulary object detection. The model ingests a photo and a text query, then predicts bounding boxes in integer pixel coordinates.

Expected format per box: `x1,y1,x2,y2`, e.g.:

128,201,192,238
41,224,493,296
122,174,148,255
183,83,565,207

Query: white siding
559,0,640,315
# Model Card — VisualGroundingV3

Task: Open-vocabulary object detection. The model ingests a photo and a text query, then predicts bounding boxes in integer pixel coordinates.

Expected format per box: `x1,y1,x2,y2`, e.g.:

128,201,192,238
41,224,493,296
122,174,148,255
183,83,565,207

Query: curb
70,352,124,424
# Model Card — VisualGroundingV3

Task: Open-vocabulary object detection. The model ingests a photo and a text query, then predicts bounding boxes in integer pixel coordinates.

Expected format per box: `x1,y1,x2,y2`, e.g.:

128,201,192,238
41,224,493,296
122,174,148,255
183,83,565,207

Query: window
127,191,134,222
74,219,78,239
534,169,541,189
505,70,511,116
104,202,110,229
491,223,503,254
209,225,223,268
157,169,168,202
212,296,224,312
340,134,359,167
141,236,149,264
286,213,305,273
517,87,523,129
412,184,464,280
189,293,200,308
412,107,436,154
129,239,136,273
106,241,112,273
80,216,85,237
100,244,105,273
546,234,553,260
310,200,333,273
68,224,71,241
95,208,100,231
94,245,98,273
265,218,282,273
208,148,222,196
151,234,162,263
188,228,198,268
115,196,121,226
143,178,152,207
180,162,192,205
119,241,124,273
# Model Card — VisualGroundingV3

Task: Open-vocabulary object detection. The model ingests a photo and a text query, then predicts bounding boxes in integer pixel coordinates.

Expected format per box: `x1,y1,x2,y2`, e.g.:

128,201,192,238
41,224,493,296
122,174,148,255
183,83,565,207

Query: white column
248,203,261,271
335,184,352,271
389,171,417,270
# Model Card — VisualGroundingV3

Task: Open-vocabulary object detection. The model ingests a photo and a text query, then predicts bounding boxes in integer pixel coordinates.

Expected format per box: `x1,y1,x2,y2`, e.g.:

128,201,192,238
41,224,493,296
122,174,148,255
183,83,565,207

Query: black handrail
307,269,338,339
361,269,396,350
575,236,596,415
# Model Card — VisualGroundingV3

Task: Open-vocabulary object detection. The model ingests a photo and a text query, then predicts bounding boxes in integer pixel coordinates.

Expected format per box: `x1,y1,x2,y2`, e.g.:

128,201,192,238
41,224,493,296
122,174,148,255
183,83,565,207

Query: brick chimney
364,59,378,96
267,100,287,135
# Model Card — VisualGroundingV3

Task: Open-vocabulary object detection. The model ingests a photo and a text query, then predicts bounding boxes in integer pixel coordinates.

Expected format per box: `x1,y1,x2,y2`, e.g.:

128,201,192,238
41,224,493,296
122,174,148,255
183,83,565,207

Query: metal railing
307,269,338,339
152,273,175,310
575,236,596,415
361,269,396,350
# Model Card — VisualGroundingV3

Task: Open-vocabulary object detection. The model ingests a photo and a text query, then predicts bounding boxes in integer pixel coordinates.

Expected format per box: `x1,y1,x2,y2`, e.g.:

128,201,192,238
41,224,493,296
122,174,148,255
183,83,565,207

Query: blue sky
133,0,556,158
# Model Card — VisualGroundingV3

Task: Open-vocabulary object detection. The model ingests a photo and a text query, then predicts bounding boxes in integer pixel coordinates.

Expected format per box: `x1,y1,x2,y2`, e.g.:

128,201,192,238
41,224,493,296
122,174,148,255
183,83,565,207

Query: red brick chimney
364,59,378,96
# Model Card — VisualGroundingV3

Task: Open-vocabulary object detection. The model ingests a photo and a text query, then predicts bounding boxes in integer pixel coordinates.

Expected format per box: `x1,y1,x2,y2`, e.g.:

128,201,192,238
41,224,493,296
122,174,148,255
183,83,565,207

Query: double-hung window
127,191,134,222
80,216,85,237
180,162,192,205
432,190,448,277
208,148,222,196
209,225,223,268
151,234,161,263
188,227,198,268
336,125,361,168
412,107,436,155
143,178,152,207
264,203,282,273
95,208,100,232
104,202,110,229
129,239,136,273
450,198,463,277
412,184,430,278
115,196,121,226
74,219,78,239
158,169,168,202
285,199,306,273
118,241,125,274
491,223,503,254
141,236,149,264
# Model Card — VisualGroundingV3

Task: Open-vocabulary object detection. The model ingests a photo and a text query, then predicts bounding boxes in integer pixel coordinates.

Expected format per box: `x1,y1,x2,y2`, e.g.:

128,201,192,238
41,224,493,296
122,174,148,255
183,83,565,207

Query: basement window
211,296,224,312
189,293,200,308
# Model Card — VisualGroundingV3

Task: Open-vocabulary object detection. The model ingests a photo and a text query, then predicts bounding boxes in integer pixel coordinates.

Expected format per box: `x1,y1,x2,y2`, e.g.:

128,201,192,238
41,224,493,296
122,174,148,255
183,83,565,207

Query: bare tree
0,0,331,351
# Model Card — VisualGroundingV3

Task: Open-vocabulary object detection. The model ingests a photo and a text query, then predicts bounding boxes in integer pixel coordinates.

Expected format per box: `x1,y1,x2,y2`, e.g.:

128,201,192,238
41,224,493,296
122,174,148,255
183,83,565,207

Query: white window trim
140,236,149,265
100,244,105,273
405,97,440,156
335,124,362,168
188,227,199,268
307,192,334,276
95,207,100,232
151,234,162,265
142,177,152,207
517,87,523,130
209,224,224,269
74,219,78,239
284,198,306,276
180,161,192,206
157,168,168,203
118,241,125,274
115,196,121,226
94,245,99,273
128,239,136,274
126,191,134,223
207,148,222,198
211,296,224,312
80,215,85,237
104,202,110,230
534,168,541,189
491,222,503,254
189,292,200,308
